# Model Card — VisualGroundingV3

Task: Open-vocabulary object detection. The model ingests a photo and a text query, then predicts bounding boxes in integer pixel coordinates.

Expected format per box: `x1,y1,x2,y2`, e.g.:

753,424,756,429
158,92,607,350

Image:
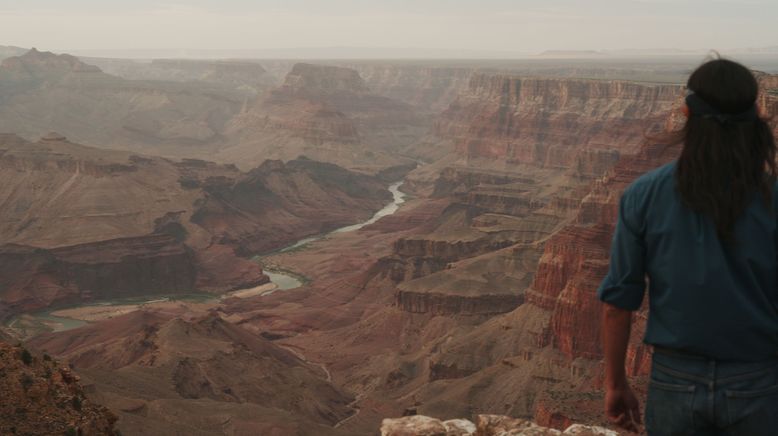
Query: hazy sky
1,0,776,55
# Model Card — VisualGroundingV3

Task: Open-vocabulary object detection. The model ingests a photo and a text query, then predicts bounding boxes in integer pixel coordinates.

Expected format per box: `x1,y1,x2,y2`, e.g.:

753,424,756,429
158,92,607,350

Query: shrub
20,349,33,366
20,374,33,391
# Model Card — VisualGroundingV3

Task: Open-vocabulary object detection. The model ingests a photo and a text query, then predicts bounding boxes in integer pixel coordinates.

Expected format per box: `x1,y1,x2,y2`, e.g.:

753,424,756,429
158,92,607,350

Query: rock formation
0,340,118,435
30,311,355,435
383,75,682,320
0,133,390,318
0,49,244,156
439,75,680,166
380,414,618,436
220,62,427,172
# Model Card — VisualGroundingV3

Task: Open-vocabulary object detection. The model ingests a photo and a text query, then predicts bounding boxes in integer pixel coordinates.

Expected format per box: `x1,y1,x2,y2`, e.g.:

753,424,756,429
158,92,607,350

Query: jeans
646,347,778,435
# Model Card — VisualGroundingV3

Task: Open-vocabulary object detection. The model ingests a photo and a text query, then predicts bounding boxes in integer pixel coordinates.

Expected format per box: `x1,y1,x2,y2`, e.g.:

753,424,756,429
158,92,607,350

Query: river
6,181,407,336
274,181,406,255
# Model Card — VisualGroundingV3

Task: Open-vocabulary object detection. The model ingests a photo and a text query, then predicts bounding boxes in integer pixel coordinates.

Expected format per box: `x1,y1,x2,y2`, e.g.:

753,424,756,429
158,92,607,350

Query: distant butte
40,131,67,142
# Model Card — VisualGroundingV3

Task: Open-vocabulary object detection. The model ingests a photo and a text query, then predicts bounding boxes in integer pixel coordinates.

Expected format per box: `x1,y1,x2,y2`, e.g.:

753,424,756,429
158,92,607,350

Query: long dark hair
676,58,776,242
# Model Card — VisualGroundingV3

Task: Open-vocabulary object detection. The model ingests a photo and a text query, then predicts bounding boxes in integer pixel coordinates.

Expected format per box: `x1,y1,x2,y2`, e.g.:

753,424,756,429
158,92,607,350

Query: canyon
3,47,777,435
0,130,391,318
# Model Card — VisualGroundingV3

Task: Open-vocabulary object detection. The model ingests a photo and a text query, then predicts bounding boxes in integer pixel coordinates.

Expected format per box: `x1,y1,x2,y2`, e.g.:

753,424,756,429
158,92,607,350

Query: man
598,58,778,435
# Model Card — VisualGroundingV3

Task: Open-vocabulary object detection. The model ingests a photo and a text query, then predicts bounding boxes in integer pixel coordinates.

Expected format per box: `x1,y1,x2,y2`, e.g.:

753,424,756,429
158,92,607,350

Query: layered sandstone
221,62,426,172
0,134,390,318
438,75,680,168
0,235,196,315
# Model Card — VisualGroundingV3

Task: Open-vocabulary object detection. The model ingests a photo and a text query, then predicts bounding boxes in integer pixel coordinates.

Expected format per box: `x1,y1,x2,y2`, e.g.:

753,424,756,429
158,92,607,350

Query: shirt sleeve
597,185,647,310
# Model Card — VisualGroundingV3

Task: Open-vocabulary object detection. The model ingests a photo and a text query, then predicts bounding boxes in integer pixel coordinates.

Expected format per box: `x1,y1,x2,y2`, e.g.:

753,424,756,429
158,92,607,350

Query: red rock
0,341,118,435
437,75,681,168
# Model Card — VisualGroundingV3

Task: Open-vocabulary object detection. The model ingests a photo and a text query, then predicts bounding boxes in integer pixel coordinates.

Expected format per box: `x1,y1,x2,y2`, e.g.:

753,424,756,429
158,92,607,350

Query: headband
685,91,758,125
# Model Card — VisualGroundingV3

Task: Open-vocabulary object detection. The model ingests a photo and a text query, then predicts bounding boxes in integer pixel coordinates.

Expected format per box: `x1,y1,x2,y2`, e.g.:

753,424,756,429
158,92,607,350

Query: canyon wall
0,235,197,315
344,63,476,112
438,75,681,167
221,62,427,172
0,134,390,317
0,49,244,156
385,75,682,319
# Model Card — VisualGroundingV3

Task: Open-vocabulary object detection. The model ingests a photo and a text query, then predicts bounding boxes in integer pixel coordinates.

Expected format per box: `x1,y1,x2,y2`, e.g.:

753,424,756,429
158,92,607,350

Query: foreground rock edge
381,414,620,436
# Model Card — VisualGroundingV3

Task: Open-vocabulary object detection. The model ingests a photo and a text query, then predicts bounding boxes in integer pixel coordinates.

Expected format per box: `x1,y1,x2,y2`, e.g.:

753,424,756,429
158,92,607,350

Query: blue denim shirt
598,161,778,361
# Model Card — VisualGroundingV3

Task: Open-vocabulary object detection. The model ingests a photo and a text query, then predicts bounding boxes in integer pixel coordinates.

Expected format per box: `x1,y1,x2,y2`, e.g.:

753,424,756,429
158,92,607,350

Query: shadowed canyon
1,47,777,435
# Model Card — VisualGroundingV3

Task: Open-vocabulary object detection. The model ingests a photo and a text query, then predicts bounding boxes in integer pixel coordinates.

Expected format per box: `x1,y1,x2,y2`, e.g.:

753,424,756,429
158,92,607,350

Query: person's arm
597,185,647,432
602,303,641,432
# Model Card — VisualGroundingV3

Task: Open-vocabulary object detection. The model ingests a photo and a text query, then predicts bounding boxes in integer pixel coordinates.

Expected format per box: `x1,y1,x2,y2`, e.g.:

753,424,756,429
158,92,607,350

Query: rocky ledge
0,341,117,435
381,414,618,436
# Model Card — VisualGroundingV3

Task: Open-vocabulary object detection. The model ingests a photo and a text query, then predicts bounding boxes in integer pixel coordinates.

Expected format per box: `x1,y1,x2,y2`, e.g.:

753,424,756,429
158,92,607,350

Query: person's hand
604,382,642,432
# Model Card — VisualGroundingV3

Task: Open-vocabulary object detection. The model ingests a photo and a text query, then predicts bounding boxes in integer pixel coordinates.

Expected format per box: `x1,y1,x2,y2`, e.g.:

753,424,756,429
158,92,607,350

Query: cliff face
221,62,426,172
0,134,390,318
0,341,118,435
536,77,778,363
191,157,391,255
345,63,476,112
0,235,197,315
438,75,681,169
282,62,371,95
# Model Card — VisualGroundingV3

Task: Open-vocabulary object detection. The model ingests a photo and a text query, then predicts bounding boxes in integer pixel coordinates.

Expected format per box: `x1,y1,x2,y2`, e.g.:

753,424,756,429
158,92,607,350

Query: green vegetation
20,374,33,391
20,348,32,366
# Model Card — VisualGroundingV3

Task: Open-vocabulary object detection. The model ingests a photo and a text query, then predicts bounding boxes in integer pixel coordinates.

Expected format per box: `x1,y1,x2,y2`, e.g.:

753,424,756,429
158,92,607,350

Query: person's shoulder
624,161,676,199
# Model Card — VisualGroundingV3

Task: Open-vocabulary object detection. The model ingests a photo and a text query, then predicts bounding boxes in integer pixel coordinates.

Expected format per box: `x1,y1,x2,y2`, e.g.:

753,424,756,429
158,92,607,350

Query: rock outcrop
0,340,118,435
221,62,426,172
380,414,618,436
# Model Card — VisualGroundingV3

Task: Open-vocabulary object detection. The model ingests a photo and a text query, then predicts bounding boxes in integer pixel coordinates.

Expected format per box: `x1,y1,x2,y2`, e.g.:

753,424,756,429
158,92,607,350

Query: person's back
598,57,778,435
